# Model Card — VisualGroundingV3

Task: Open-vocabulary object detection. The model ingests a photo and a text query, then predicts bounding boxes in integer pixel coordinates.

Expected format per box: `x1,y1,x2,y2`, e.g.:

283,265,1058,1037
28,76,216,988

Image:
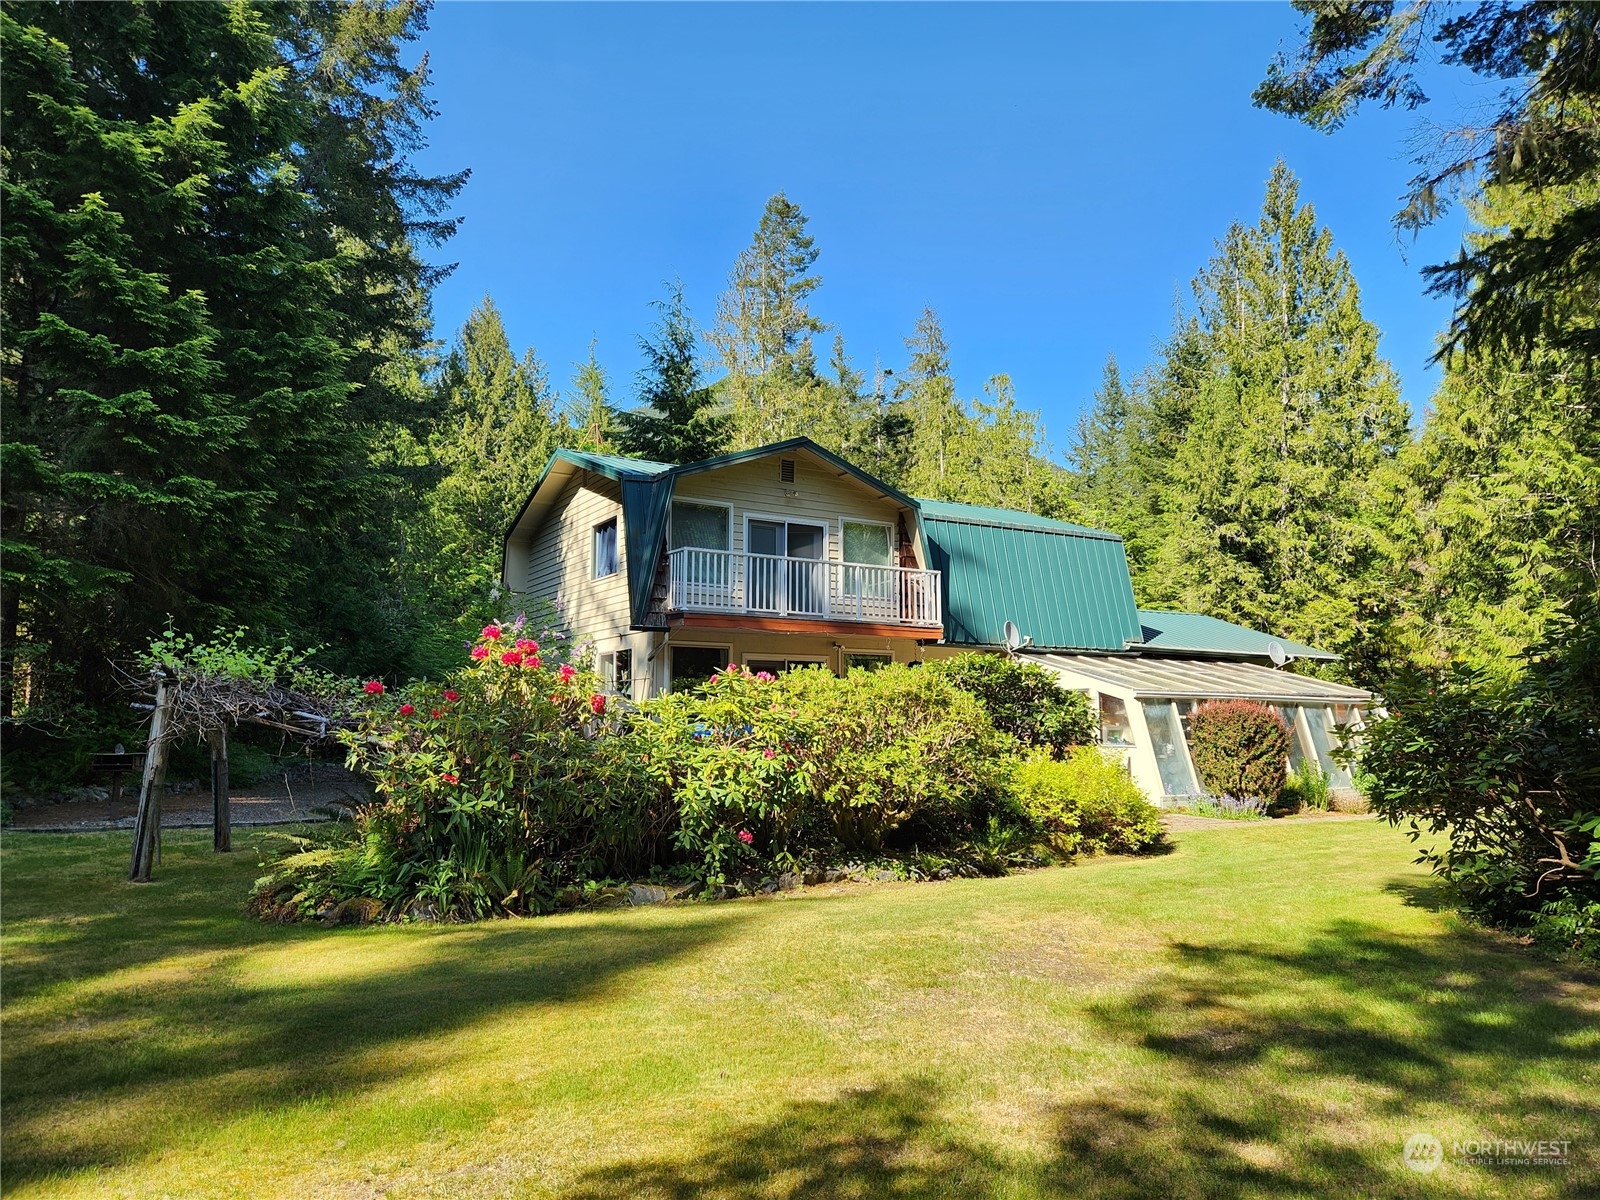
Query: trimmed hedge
1010,750,1163,857
1187,700,1290,803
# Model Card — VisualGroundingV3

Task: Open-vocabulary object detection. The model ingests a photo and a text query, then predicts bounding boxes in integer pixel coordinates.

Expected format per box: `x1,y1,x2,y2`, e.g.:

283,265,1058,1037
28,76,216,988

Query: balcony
666,547,942,631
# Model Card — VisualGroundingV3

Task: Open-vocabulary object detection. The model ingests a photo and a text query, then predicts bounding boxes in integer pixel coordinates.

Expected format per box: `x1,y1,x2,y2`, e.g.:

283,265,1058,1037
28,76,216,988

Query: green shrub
1187,700,1290,803
1010,750,1163,857
927,653,1095,756
1359,607,1599,943
250,617,658,921
634,663,1017,883
1282,758,1330,812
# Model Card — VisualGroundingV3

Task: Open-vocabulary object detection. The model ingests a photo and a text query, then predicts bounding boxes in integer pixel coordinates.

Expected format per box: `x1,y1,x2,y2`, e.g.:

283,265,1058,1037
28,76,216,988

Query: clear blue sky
412,2,1470,453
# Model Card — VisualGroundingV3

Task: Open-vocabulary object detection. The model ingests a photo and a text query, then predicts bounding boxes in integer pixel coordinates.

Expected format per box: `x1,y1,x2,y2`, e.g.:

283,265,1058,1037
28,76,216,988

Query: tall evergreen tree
1141,162,1412,676
711,192,829,447
563,338,617,453
0,0,462,706
1070,356,1145,532
1388,179,1600,678
894,308,971,498
616,282,728,465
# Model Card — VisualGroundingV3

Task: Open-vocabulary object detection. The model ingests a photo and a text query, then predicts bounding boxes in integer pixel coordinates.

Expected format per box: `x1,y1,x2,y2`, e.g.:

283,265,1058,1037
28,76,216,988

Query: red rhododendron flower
515,639,538,653
441,772,459,785
398,703,415,716
470,646,490,660
500,650,523,666
557,664,577,683
363,680,384,695
525,655,541,669
431,709,443,720
737,829,754,845
590,694,607,715
443,690,459,702
482,625,502,640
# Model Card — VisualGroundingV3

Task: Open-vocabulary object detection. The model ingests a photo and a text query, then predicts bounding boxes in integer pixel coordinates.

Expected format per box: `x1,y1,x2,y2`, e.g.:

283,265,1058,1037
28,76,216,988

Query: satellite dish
1267,640,1289,667
1003,620,1022,652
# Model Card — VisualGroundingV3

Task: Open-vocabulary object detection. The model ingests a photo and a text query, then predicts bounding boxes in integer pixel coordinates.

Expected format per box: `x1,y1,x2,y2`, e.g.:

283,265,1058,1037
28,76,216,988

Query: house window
599,649,633,698
593,518,619,578
670,501,729,550
842,520,892,604
845,652,892,673
1099,694,1134,746
670,646,729,690
746,657,828,677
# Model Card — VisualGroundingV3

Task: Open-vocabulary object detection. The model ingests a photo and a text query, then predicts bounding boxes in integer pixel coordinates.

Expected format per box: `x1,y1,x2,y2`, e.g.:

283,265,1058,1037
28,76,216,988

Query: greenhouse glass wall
1036,655,1373,805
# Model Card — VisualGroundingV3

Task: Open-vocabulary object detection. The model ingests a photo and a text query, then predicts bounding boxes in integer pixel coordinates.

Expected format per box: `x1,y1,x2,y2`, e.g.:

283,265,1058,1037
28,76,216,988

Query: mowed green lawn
2,821,1596,1199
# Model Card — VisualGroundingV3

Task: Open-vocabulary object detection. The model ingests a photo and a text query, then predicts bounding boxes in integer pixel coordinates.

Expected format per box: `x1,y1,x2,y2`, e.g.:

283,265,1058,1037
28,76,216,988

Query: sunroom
1031,654,1373,805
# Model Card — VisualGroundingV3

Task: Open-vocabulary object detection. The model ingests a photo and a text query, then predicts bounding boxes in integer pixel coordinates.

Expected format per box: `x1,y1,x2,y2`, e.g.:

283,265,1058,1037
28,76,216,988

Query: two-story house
501,437,1372,803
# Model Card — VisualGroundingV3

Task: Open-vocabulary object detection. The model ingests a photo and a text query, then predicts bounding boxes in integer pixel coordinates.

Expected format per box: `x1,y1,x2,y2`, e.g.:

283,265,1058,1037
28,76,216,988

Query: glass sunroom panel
1141,700,1198,797
1274,705,1307,771
1302,706,1353,788
1099,695,1134,746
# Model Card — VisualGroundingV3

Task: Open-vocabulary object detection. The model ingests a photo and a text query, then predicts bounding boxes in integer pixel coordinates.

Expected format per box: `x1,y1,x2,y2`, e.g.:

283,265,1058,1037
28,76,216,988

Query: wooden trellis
126,668,357,883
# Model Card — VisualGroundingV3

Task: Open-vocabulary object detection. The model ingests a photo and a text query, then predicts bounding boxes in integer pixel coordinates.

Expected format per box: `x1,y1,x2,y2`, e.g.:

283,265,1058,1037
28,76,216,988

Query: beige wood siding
672,451,921,564
518,475,632,642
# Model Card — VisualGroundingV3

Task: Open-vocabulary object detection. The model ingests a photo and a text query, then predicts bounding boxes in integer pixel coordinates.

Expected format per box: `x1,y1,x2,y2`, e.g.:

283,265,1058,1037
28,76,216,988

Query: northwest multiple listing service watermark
1404,1131,1574,1173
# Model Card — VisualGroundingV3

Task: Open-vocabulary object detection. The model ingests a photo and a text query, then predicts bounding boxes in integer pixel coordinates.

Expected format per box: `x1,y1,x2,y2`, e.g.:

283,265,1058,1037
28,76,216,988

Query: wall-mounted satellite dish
1003,620,1022,652
1267,640,1290,667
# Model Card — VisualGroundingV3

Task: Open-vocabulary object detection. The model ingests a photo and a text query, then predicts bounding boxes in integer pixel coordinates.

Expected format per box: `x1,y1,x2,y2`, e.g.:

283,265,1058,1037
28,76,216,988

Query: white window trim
742,653,829,671
592,517,619,579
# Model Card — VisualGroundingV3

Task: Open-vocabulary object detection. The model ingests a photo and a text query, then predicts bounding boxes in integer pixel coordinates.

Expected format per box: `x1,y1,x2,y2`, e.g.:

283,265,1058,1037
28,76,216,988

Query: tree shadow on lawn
566,916,1600,1200
1,839,747,1185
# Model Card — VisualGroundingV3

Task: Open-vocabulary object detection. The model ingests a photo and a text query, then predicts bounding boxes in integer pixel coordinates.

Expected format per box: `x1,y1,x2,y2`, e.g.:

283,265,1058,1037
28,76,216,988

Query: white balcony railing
667,547,942,627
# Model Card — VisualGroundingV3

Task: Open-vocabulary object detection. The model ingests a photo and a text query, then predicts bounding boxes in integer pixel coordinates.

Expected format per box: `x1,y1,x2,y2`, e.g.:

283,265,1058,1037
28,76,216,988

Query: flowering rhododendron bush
249,619,665,920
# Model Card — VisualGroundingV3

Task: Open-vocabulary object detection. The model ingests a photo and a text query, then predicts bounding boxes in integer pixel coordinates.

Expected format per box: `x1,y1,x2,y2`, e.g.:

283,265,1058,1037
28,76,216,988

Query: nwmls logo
1403,1133,1443,1174
1403,1131,1574,1173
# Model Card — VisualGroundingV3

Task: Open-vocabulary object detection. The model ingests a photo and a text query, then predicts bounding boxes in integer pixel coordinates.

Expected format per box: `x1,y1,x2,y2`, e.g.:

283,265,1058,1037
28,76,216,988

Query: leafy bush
1281,759,1330,812
927,654,1095,756
634,663,1016,885
1359,610,1599,954
1187,700,1290,803
251,617,659,921
1010,750,1163,857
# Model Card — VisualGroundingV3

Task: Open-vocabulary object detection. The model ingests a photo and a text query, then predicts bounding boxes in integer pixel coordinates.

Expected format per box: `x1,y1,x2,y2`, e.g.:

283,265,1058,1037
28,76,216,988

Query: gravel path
7,762,369,833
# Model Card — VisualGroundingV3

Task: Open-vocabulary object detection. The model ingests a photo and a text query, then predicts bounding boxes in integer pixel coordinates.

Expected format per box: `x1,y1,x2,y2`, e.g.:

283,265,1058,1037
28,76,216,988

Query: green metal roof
919,507,1144,651
1135,610,1337,661
913,499,1118,539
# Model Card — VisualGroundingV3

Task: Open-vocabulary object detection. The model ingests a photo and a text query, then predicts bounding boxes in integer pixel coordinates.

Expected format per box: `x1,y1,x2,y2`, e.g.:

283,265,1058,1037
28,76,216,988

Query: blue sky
413,2,1472,453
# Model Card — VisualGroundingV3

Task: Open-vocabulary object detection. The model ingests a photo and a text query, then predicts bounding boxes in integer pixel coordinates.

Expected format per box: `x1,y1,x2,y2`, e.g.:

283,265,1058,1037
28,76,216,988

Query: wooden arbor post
209,726,231,852
128,677,172,882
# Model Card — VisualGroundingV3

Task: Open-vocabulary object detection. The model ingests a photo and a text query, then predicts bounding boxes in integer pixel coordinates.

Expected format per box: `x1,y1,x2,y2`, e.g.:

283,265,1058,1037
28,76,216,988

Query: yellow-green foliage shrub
1011,749,1164,857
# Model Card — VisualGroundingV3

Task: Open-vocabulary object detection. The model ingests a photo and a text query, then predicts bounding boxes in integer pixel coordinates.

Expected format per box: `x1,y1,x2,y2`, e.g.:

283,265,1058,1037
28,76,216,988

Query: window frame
592,516,619,579
668,499,732,552
839,517,894,566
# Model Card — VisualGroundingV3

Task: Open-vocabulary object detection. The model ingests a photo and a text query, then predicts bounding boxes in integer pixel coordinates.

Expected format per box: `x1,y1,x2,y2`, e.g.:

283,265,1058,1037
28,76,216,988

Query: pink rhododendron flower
590,694,607,715
515,639,538,653
470,645,490,660
557,664,577,683
443,689,459,702
363,680,384,695
763,748,775,759
398,703,415,716
441,772,459,785
737,829,754,845
755,671,775,682
526,655,541,669
501,650,523,666
482,625,502,640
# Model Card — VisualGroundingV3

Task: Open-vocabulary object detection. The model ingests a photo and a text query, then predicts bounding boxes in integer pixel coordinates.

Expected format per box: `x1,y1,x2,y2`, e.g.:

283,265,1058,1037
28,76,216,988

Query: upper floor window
670,501,729,550
842,520,891,566
593,518,619,578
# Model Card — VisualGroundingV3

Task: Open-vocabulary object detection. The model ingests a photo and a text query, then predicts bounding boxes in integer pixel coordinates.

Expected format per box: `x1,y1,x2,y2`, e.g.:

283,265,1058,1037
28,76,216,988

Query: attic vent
780,459,795,483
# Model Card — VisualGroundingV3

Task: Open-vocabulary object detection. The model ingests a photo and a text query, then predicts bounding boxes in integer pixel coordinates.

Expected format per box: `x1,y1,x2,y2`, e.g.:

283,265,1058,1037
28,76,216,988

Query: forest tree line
2,0,1594,776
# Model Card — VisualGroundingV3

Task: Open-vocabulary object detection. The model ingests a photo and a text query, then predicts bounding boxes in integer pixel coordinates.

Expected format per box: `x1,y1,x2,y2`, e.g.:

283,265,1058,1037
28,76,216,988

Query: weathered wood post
209,726,231,852
129,677,172,882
